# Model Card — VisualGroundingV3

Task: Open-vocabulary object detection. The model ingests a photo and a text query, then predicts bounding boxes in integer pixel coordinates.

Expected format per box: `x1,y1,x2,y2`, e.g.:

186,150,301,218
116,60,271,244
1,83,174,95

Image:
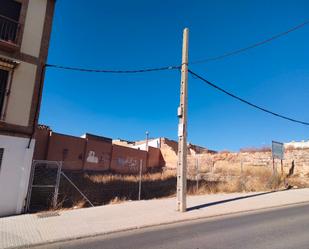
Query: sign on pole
272,141,284,160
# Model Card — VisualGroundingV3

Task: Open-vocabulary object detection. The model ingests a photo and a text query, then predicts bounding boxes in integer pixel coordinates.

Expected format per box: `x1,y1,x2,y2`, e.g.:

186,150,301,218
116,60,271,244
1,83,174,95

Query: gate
25,160,62,213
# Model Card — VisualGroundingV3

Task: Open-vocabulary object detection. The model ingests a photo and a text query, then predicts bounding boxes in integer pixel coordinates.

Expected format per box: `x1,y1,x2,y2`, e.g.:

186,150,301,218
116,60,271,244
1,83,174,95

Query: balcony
0,14,20,52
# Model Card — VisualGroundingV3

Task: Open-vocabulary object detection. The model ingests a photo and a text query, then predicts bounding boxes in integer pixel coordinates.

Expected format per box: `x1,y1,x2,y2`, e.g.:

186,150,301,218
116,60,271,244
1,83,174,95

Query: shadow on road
187,190,282,211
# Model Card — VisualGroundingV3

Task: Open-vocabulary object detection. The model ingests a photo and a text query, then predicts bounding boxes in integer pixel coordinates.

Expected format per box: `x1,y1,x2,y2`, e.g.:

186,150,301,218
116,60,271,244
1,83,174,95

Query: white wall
21,0,47,57
133,138,161,151
0,135,34,217
284,140,309,149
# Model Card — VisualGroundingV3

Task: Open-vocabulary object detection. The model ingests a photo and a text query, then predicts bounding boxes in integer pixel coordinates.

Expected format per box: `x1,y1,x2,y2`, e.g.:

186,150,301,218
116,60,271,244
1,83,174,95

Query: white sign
272,141,284,160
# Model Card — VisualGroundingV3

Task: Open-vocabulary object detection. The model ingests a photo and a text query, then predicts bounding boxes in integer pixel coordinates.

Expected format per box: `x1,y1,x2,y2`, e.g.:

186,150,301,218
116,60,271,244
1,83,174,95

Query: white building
284,140,309,149
0,0,55,216
132,138,161,151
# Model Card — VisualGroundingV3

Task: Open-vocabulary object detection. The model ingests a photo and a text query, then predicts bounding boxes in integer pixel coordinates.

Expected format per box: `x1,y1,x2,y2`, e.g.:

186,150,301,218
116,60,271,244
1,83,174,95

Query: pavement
34,202,309,249
1,188,309,249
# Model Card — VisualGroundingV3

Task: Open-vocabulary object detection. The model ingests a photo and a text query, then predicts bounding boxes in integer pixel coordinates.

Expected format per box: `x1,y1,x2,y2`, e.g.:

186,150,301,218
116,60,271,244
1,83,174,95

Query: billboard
272,141,284,160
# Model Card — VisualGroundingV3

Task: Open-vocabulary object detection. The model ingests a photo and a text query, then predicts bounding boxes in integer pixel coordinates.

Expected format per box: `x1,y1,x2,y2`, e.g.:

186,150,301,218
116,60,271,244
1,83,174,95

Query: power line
46,20,309,73
190,20,309,65
46,63,180,73
188,69,309,126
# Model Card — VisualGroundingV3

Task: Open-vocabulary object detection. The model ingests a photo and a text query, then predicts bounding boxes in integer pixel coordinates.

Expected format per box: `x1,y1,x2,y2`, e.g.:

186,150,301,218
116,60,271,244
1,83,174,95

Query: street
34,203,309,249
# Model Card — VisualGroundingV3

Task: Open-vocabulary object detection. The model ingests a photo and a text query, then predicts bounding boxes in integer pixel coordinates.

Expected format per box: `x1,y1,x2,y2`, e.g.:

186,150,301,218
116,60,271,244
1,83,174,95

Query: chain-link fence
26,155,300,213
186,153,297,194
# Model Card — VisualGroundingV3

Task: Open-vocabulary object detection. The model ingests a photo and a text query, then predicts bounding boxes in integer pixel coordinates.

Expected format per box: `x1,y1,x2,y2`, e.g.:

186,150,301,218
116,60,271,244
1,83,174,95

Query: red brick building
34,125,163,174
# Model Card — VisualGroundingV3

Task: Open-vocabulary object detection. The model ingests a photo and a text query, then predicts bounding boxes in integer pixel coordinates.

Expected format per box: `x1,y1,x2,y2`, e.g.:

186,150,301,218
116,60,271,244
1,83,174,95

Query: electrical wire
190,20,309,65
45,20,308,72
188,69,309,126
46,63,180,73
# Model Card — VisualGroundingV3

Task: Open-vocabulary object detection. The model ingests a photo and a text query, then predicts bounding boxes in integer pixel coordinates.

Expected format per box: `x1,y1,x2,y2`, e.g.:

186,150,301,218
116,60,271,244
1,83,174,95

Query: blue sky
40,0,309,151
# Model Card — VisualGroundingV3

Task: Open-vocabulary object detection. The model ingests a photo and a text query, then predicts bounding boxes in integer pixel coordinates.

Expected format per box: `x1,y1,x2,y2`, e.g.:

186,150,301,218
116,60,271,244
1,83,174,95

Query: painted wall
34,128,163,173
46,132,84,170
5,62,37,126
33,126,50,160
83,139,112,171
0,135,34,217
111,144,147,174
21,0,47,57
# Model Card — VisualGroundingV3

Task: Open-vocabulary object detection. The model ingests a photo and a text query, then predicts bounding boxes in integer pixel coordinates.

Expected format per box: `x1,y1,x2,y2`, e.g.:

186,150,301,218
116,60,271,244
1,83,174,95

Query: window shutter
0,148,4,171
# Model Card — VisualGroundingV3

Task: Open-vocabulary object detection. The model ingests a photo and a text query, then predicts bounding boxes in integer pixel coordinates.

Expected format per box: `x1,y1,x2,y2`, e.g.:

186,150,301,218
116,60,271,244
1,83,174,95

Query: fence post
195,156,199,192
138,159,143,200
25,161,36,213
53,161,62,209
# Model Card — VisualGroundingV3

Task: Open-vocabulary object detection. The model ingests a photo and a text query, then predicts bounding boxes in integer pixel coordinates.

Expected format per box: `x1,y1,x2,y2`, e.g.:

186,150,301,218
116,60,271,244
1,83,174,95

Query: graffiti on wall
100,154,110,165
87,151,99,163
117,157,140,171
87,151,110,167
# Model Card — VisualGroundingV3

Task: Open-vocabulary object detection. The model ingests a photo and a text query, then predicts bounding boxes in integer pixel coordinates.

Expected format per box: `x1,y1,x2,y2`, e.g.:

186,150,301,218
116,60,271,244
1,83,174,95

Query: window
0,148,4,172
0,69,9,117
0,0,21,43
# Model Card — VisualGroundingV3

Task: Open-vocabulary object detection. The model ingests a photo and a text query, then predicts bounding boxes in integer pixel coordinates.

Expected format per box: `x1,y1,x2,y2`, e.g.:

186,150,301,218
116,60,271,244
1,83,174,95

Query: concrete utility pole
177,28,189,212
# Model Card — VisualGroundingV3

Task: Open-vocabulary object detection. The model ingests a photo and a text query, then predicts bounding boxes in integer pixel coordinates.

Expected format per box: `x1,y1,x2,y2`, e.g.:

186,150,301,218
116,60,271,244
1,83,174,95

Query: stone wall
160,138,309,176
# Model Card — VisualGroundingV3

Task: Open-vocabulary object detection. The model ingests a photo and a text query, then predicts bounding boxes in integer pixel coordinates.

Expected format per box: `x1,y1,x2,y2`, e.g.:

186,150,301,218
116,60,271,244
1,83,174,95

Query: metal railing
0,14,20,44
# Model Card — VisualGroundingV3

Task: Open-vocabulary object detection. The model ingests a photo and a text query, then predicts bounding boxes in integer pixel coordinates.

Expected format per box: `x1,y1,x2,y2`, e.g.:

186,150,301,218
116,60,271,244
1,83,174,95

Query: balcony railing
0,14,20,47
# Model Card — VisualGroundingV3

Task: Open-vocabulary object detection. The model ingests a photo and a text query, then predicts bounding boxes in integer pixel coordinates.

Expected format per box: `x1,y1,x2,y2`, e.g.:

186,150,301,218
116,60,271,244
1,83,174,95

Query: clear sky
40,0,309,151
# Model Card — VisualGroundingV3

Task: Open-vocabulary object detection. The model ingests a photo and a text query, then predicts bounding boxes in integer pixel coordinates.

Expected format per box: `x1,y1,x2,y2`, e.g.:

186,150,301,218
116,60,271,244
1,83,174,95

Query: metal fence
25,156,296,213
25,159,147,213
25,160,62,213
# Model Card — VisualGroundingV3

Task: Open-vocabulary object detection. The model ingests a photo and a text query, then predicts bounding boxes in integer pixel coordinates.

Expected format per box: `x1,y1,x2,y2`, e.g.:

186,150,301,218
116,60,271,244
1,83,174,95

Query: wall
160,138,178,169
132,138,161,150
46,132,84,171
147,146,163,169
83,138,112,171
110,145,147,174
34,128,163,174
285,140,309,149
33,125,50,160
0,135,34,217
20,0,47,57
5,62,37,126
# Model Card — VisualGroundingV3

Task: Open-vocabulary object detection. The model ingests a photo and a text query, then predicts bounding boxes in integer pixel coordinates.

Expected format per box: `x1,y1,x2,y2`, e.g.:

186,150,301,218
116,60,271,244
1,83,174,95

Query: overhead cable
46,63,180,73
190,20,309,65
188,69,309,126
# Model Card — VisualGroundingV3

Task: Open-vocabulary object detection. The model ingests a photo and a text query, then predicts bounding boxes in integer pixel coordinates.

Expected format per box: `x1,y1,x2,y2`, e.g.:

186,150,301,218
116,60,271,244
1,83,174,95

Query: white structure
0,0,55,217
284,140,309,149
132,138,161,151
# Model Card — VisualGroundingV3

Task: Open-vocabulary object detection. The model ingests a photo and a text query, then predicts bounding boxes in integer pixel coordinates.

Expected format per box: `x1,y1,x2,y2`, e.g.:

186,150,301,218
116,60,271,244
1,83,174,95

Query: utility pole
177,28,189,212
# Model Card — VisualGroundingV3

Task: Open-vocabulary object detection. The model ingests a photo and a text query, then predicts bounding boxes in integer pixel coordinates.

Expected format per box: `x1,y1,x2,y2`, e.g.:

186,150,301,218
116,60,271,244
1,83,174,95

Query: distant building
284,140,309,149
133,138,161,150
0,0,55,216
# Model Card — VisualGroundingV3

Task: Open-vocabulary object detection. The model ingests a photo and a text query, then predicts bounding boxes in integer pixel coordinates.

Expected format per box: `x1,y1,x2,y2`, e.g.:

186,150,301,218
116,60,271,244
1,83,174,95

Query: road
34,203,309,249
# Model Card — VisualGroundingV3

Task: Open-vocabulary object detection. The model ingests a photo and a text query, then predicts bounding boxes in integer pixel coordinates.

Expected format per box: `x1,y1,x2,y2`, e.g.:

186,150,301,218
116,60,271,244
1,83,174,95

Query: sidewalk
1,188,309,249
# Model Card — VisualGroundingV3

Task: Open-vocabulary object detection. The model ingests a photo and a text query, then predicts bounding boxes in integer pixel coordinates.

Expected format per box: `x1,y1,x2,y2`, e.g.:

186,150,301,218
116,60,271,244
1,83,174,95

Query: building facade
0,0,55,216
34,126,163,174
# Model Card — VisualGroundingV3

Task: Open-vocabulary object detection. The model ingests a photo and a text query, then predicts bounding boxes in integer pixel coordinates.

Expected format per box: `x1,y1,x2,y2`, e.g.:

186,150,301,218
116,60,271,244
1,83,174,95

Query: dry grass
84,171,176,184
33,163,308,212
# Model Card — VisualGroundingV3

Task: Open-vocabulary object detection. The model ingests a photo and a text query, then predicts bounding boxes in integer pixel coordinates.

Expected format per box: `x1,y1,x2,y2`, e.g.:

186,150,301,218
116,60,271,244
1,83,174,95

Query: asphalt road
35,203,309,249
